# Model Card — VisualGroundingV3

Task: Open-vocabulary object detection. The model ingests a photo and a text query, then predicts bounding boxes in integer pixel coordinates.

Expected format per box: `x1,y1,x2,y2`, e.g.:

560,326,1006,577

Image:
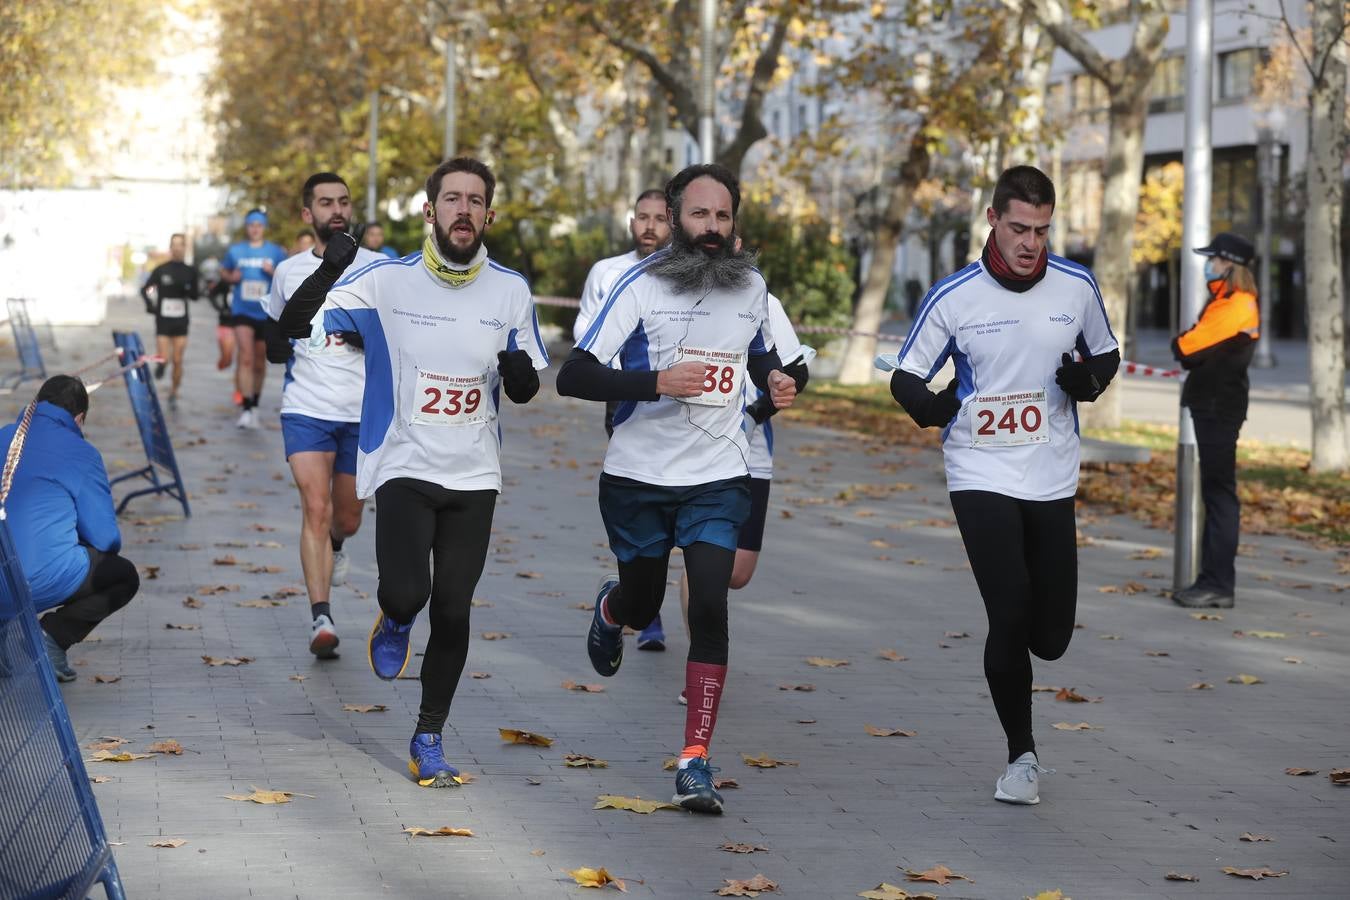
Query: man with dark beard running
557,163,800,815
266,172,385,659
277,157,548,788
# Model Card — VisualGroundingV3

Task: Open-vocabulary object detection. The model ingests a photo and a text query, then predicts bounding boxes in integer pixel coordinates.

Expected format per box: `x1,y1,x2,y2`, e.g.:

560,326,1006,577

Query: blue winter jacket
0,402,121,610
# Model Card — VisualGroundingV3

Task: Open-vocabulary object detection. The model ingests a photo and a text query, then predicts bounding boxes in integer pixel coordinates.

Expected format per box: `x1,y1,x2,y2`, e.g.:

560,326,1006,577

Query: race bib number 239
970,389,1049,448
410,371,493,427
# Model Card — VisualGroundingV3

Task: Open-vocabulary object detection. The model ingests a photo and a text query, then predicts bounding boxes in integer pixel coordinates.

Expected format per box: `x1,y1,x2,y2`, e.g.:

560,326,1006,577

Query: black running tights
606,543,735,665
950,490,1078,762
375,478,496,734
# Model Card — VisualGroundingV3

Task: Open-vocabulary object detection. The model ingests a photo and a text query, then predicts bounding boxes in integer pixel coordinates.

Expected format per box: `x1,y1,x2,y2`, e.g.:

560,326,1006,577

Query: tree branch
1017,0,1120,86
584,11,702,136
717,6,792,171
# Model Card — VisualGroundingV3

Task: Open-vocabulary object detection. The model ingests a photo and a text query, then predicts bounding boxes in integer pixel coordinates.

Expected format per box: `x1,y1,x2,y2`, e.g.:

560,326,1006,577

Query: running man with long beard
557,164,800,815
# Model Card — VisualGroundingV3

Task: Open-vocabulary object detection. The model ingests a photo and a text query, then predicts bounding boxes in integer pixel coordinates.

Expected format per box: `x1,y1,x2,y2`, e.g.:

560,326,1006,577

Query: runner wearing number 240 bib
278,157,548,791
889,166,1119,807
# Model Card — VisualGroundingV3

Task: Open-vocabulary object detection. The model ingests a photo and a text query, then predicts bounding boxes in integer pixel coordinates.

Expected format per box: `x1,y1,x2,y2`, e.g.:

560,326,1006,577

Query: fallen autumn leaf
1240,833,1272,842
805,657,849,668
342,704,388,713
1221,866,1287,880
202,656,253,667
864,724,917,737
593,795,678,814
563,754,608,768
716,874,778,896
402,826,474,837
499,728,553,747
148,839,186,848
903,864,973,886
742,754,798,768
1164,872,1198,882
720,842,768,854
565,866,626,891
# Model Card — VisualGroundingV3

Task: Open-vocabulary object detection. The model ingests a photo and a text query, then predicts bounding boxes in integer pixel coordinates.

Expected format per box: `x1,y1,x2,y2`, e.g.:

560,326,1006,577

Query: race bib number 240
970,389,1049,448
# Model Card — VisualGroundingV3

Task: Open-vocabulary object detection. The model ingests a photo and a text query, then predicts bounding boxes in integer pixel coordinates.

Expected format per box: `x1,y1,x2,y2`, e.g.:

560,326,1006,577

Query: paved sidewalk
4,296,1347,899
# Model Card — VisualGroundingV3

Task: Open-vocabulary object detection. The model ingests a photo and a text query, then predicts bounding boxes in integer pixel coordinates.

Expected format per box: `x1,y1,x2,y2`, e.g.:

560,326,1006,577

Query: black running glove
497,349,539,403
263,317,293,364
1055,351,1104,402
276,225,365,339
746,358,809,424
338,331,364,350
890,370,960,428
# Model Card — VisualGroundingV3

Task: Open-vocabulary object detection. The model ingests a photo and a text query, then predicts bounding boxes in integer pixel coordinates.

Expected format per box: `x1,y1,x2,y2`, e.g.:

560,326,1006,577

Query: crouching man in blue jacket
0,376,140,682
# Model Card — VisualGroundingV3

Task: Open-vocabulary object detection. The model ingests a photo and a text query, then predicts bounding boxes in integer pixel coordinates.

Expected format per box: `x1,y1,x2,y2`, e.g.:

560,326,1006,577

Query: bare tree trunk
838,135,931,385
1305,0,1348,471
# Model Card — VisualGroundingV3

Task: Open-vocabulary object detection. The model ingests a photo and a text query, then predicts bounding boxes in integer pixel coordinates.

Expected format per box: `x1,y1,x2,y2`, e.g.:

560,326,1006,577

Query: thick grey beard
644,240,758,295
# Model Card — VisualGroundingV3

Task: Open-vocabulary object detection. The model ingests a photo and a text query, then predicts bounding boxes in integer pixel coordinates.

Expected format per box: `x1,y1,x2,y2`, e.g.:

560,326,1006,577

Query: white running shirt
574,250,641,343
897,255,1118,501
745,293,807,480
319,252,549,498
577,251,777,487
268,246,387,422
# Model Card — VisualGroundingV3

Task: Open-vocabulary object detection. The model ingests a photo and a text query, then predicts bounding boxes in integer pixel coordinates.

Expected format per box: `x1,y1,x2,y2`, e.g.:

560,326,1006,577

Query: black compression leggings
950,490,1078,763
374,478,496,734
606,542,735,665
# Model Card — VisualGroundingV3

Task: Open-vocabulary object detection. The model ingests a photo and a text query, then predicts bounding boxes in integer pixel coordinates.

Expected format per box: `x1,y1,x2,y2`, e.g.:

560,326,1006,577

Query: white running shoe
309,614,340,659
677,689,687,706
236,409,252,429
331,550,349,586
995,751,1053,805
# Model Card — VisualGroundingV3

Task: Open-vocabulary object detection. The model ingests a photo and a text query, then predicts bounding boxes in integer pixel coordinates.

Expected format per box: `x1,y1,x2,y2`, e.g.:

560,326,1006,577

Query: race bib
301,323,356,356
410,370,493,427
673,346,745,408
970,389,1050,448
241,280,268,302
160,299,187,318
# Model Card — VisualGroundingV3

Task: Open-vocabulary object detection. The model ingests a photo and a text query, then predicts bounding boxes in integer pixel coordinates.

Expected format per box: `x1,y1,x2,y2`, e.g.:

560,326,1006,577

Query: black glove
145,300,156,316
746,393,775,425
263,317,293,364
927,378,961,427
337,331,364,350
497,349,540,403
276,226,365,339
1055,351,1104,401
320,228,362,273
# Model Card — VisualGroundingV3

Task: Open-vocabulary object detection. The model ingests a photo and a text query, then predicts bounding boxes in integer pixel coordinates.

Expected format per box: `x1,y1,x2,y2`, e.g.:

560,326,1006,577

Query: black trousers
1192,414,1242,595
374,478,496,734
950,490,1078,763
606,543,735,665
40,548,140,649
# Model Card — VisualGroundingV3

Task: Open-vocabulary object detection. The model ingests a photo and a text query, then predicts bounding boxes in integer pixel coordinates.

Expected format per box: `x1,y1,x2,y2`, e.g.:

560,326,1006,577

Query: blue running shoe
637,613,665,651
41,630,76,683
586,575,623,677
367,612,413,681
408,732,461,788
673,757,723,814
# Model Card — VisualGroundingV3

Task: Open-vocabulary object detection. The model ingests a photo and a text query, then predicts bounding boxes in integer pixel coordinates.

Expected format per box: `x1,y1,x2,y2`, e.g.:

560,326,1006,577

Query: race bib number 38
674,346,746,408
970,389,1050,448
411,370,493,427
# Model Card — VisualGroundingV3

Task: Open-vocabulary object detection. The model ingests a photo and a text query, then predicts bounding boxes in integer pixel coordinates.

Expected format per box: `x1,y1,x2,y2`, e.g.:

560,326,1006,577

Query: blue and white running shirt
897,255,1118,501
574,250,641,344
577,252,777,487
745,293,807,480
318,252,549,498
268,247,387,423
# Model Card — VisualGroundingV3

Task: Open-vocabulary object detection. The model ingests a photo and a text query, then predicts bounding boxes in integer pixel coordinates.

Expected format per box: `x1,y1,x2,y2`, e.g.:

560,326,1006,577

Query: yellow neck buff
423,235,487,288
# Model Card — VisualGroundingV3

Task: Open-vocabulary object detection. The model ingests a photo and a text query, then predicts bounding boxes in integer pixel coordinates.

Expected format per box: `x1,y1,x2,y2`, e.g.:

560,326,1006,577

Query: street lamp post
1253,105,1286,369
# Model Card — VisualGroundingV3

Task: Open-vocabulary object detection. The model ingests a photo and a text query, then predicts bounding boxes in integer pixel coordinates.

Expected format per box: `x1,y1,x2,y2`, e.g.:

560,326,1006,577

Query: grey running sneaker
995,751,1053,805
331,550,349,586
41,631,77,683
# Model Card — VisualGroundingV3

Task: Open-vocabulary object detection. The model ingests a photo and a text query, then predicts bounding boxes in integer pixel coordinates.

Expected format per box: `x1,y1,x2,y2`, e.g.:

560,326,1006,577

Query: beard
434,217,484,265
313,215,346,244
644,225,757,295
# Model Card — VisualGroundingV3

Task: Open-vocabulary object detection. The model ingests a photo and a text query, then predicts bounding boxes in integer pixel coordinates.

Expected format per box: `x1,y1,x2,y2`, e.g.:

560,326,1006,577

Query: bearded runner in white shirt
574,188,672,650
265,172,385,660
888,166,1119,807
278,157,548,789
557,164,800,815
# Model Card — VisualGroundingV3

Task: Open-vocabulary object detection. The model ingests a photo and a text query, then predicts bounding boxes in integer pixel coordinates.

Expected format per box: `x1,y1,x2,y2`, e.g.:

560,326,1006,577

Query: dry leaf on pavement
89,775,113,784
93,675,121,684
289,674,306,682
714,777,739,789
1054,688,1100,703
720,842,768,854
1222,867,1287,880
1227,674,1263,685
403,826,474,837
481,632,511,640
222,787,312,804
515,571,542,579
1189,682,1213,690
1330,768,1350,785
1285,767,1318,776
182,597,204,608
1282,657,1303,664
561,680,606,693
805,657,848,668
202,656,253,667
86,737,128,751
237,599,286,608
903,864,973,886
1129,547,1164,560
1240,833,1272,842
943,631,970,639
212,555,237,566
499,728,552,747
563,754,608,768
1144,650,1169,657
743,754,798,768
565,867,627,891
1030,684,1061,693
858,884,937,900
1190,612,1223,620
197,584,238,595
148,839,186,848
1025,892,1067,900
864,724,917,737
470,671,491,679
342,704,387,713
148,740,183,755
716,874,778,896
242,565,284,575
777,683,815,692
1164,872,1198,882
877,649,907,661
89,750,152,762
593,795,678,814
1051,722,1100,731
164,623,199,630
1246,630,1286,639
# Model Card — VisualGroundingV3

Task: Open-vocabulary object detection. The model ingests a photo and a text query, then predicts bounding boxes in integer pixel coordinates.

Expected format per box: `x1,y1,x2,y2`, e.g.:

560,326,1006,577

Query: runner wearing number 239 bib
278,157,548,790
889,167,1119,807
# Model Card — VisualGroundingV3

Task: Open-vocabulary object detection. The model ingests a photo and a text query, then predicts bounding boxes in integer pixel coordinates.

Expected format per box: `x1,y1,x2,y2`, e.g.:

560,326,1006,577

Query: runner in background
139,233,199,410
292,229,317,255
200,257,237,379
361,222,401,258
221,210,288,428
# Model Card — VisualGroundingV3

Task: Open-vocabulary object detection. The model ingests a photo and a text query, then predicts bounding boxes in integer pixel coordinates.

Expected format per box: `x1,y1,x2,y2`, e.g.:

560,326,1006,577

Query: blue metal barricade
0,405,126,900
3,299,47,391
108,331,190,517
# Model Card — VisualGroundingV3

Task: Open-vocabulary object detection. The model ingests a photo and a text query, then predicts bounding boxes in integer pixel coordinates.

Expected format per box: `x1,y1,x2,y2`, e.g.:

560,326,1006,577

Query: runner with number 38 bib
888,166,1119,806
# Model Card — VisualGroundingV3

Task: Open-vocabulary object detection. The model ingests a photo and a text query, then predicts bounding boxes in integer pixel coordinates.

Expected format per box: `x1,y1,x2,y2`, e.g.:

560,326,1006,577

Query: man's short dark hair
991,165,1056,215
425,157,496,207
665,164,741,219
302,172,348,209
36,375,89,419
170,233,186,244
635,188,666,207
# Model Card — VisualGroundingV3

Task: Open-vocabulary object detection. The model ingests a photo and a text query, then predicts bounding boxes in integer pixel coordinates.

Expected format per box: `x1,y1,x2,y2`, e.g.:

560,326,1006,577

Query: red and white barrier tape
1120,361,1180,379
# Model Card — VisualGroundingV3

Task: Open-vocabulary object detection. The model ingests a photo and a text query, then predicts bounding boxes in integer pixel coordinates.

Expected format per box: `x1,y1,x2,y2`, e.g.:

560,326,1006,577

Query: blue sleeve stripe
334,252,421,289
529,305,550,365
749,327,768,356
1048,255,1117,344
896,264,981,365
487,261,530,286
578,251,665,352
